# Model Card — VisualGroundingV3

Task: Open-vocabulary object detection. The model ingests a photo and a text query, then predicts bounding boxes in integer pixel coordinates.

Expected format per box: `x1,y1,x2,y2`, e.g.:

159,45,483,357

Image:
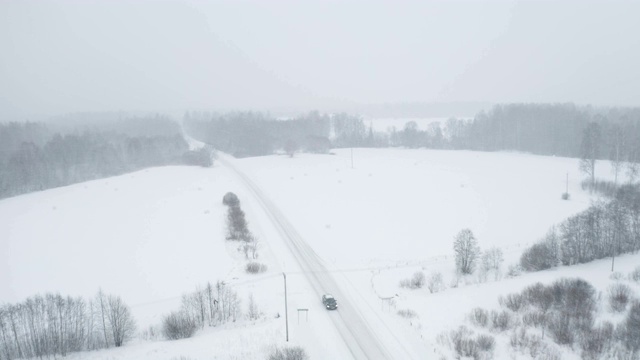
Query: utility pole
283,273,289,341
566,172,569,195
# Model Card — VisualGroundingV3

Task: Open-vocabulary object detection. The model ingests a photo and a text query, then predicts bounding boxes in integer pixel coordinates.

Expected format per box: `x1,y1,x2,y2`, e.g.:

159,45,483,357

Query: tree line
183,104,640,162
521,185,640,272
162,281,243,340
0,290,135,360
0,115,212,200
184,111,386,158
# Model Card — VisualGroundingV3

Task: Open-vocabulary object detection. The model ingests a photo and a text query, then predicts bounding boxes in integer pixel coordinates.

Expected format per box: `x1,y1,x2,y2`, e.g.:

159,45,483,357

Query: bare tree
481,247,504,280
427,272,445,293
162,311,197,340
453,229,480,275
608,124,625,185
579,121,601,188
247,294,261,321
106,295,136,347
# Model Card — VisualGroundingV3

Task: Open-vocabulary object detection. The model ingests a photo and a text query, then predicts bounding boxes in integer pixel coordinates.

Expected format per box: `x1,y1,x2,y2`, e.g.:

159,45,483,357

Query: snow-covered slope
1,148,629,359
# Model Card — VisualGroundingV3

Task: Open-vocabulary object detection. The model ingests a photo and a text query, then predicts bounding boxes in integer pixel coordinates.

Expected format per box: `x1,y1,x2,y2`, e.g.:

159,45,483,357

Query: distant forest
4,103,640,199
0,115,209,199
186,104,640,161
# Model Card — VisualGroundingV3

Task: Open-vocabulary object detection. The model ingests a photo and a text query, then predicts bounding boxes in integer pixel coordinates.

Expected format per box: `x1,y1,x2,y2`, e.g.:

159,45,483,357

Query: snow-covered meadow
2,147,636,359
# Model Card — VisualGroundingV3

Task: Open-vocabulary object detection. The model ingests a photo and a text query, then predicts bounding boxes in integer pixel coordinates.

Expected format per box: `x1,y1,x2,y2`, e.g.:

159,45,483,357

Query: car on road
322,294,338,310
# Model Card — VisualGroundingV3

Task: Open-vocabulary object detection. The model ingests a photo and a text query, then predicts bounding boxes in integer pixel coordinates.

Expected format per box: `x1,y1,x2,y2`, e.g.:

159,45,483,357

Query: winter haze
2,0,640,119
2,1,640,360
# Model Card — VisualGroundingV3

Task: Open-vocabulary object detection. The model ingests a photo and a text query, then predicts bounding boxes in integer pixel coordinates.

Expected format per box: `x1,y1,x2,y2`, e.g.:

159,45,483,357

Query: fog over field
2,0,640,119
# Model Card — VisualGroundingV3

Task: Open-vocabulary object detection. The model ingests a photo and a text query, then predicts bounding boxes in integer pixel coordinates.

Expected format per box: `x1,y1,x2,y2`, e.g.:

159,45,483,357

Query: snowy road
218,154,407,360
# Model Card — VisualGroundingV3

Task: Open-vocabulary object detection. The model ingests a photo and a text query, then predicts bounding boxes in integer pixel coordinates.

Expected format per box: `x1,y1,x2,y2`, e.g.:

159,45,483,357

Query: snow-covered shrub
509,328,562,360
562,192,570,200
619,301,640,353
226,205,249,240
481,247,504,273
476,334,495,353
397,309,417,319
411,271,426,289
268,346,309,360
509,327,543,357
222,192,240,207
450,326,479,360
522,310,546,329
469,308,489,328
247,294,261,321
609,271,624,280
506,264,522,278
245,261,267,274
608,283,632,313
630,266,640,283
520,242,556,271
162,311,198,340
548,313,574,345
439,326,495,360
499,293,526,312
490,310,514,332
399,271,426,289
580,321,614,360
522,283,553,312
427,272,445,293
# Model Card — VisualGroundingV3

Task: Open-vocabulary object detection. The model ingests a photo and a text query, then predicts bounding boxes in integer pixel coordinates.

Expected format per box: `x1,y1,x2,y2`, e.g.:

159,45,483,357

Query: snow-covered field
2,148,636,359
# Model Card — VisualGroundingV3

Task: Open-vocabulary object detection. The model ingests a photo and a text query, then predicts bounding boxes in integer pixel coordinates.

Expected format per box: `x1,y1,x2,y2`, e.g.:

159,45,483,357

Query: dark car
322,294,337,310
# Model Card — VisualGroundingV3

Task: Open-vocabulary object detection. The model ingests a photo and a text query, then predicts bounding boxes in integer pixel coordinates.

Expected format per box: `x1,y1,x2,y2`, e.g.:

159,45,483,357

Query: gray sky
1,0,639,119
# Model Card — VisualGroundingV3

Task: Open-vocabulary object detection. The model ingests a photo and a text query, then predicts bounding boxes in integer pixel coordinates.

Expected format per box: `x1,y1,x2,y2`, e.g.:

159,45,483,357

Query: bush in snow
630,266,640,283
245,261,267,274
522,310,546,330
397,309,417,319
411,271,426,289
499,293,526,313
469,308,490,328
610,271,624,280
505,264,522,278
476,334,495,353
449,326,479,360
490,310,514,332
520,242,556,271
399,271,426,289
222,192,240,207
481,247,504,279
438,326,495,360
226,205,249,240
427,272,445,293
247,293,261,321
579,321,614,360
162,311,198,340
619,301,640,353
268,346,309,360
608,283,633,313
453,229,480,275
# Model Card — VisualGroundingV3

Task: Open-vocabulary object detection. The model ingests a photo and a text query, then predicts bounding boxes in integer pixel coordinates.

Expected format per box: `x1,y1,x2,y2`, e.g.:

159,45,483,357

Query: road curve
218,154,395,360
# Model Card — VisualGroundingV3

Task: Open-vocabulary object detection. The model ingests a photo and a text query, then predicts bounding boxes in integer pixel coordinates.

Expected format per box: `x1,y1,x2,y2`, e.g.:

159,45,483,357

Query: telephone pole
283,272,289,341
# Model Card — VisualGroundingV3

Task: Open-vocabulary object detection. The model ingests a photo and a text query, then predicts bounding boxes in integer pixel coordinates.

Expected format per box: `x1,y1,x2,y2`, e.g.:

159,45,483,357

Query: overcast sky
1,0,639,119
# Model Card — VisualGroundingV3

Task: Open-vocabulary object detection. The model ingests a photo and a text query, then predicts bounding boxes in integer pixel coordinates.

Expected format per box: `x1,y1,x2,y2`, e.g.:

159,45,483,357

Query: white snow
1,147,634,359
